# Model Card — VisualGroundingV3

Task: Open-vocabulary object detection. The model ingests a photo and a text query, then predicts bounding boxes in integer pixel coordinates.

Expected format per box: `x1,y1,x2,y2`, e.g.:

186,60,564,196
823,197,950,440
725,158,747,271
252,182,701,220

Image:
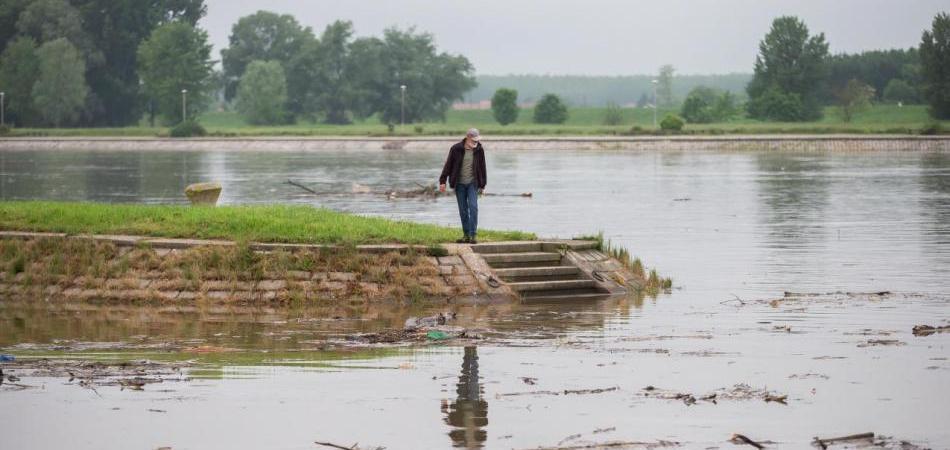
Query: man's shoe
455,236,469,244
469,237,478,244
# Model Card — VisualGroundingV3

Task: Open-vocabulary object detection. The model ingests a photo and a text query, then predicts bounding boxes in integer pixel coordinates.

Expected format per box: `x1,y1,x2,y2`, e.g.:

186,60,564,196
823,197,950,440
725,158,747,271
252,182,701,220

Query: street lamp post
181,89,188,122
400,85,406,126
651,79,658,128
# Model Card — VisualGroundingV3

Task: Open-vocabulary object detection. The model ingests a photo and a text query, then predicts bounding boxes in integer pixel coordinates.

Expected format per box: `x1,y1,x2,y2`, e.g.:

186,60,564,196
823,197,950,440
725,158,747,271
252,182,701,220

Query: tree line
726,13,948,123
487,12,950,126
0,2,475,128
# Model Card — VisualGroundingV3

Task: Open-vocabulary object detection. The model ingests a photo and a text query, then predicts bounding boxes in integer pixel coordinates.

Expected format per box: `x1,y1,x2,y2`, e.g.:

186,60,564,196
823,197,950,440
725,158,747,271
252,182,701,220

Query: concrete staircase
472,241,609,301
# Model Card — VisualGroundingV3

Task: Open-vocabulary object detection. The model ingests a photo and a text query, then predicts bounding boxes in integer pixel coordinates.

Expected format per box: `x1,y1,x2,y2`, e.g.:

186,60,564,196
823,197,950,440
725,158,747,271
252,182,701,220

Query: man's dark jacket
439,140,487,189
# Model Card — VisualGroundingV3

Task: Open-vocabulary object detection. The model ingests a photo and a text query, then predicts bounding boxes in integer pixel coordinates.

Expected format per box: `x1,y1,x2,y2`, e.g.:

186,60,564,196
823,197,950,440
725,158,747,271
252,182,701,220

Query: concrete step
471,242,542,254
494,266,579,279
540,240,599,252
507,279,596,292
481,252,561,265
520,288,612,302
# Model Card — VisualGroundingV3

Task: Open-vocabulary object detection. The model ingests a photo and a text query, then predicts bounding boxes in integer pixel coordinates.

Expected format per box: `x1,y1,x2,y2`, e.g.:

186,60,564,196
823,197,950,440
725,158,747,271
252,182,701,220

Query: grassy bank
1,236,454,305
4,105,947,137
0,202,533,245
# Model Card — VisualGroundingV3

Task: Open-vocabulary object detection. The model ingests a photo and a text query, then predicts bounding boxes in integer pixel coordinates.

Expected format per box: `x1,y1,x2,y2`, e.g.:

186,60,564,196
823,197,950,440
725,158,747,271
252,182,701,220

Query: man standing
440,128,487,244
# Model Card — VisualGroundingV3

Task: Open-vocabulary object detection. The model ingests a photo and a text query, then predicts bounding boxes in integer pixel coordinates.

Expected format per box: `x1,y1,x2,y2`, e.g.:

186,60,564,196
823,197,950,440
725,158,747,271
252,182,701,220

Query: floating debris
641,384,789,406
857,339,905,348
496,386,619,398
812,432,875,449
912,325,950,337
730,433,769,449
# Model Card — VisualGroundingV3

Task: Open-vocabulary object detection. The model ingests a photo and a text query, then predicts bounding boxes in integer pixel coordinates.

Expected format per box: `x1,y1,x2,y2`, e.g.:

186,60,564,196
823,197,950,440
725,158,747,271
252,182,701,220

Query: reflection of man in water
441,346,488,448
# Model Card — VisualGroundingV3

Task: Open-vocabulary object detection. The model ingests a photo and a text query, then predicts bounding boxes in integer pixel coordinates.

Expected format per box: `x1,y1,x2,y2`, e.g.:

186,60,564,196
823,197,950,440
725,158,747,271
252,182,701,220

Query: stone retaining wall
1,135,948,152
0,232,502,305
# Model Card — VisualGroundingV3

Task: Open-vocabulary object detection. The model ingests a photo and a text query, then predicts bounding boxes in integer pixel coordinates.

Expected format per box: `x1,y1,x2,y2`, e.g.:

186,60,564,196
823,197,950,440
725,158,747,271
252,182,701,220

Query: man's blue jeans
454,183,479,238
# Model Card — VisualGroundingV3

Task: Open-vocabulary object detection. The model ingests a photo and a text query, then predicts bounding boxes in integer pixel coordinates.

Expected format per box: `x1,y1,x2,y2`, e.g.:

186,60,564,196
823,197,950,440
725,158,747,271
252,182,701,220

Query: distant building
452,100,492,110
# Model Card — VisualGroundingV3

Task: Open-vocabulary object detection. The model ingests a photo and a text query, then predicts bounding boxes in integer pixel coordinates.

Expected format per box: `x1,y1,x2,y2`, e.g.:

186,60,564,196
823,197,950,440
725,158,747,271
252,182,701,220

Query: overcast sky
201,0,947,75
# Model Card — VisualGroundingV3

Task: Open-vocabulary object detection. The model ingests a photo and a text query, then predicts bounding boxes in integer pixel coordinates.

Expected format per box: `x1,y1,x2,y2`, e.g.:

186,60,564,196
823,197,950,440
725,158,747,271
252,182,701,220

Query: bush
170,120,207,138
414,125,424,134
491,88,519,125
682,86,741,124
746,87,805,121
533,93,568,124
919,121,944,135
0,125,10,136
680,86,718,123
603,102,623,125
660,114,684,132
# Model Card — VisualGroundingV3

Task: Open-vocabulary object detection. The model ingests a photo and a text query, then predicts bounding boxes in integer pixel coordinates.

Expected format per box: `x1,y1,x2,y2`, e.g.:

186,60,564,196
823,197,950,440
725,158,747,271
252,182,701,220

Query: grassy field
0,202,534,245
3,104,947,137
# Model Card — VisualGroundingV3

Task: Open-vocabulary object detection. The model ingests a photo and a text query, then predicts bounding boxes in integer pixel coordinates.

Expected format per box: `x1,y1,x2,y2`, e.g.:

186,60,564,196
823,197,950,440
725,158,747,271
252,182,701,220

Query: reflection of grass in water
578,231,672,295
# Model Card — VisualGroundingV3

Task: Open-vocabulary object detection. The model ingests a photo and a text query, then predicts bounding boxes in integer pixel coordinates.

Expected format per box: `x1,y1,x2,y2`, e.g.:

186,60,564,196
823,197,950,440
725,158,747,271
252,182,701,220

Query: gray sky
201,0,947,75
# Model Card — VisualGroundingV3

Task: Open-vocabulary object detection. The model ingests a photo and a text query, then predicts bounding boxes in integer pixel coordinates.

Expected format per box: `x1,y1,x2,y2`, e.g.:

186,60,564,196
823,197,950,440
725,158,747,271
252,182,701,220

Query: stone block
287,270,311,281
322,281,347,291
358,282,381,295
206,291,230,300
438,256,464,266
447,275,477,287
329,272,357,282
155,290,179,300
184,182,222,206
257,280,287,291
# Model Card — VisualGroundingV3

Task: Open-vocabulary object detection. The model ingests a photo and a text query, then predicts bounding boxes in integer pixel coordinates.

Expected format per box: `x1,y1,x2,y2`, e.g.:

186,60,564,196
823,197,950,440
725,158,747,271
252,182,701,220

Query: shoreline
2,134,949,151
0,230,643,306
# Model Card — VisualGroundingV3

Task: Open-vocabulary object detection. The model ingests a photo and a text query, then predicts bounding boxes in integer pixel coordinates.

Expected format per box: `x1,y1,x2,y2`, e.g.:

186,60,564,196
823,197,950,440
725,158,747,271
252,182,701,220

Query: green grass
4,104,947,137
0,201,534,245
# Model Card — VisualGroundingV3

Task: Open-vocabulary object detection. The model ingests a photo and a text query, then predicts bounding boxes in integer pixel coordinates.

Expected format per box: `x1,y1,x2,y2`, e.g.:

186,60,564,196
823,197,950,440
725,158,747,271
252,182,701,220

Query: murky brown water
1,148,949,449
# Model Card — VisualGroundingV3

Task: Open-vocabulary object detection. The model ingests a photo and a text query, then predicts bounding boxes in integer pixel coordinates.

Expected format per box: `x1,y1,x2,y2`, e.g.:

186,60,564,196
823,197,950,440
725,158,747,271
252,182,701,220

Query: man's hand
439,184,446,193
478,188,484,196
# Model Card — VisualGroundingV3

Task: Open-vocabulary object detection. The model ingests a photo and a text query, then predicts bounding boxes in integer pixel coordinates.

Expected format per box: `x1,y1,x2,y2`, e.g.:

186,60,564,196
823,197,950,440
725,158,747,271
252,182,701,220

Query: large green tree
313,20,356,124
235,60,289,125
920,12,950,119
746,16,829,121
31,38,88,127
0,37,40,126
370,27,475,124
220,11,313,107
346,36,388,120
16,0,100,66
0,1,29,48
69,0,205,126
491,88,519,125
137,21,213,124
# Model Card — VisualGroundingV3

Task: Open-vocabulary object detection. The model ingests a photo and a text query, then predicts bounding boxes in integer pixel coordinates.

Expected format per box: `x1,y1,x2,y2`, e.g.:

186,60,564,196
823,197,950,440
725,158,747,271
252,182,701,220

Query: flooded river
1,147,949,449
